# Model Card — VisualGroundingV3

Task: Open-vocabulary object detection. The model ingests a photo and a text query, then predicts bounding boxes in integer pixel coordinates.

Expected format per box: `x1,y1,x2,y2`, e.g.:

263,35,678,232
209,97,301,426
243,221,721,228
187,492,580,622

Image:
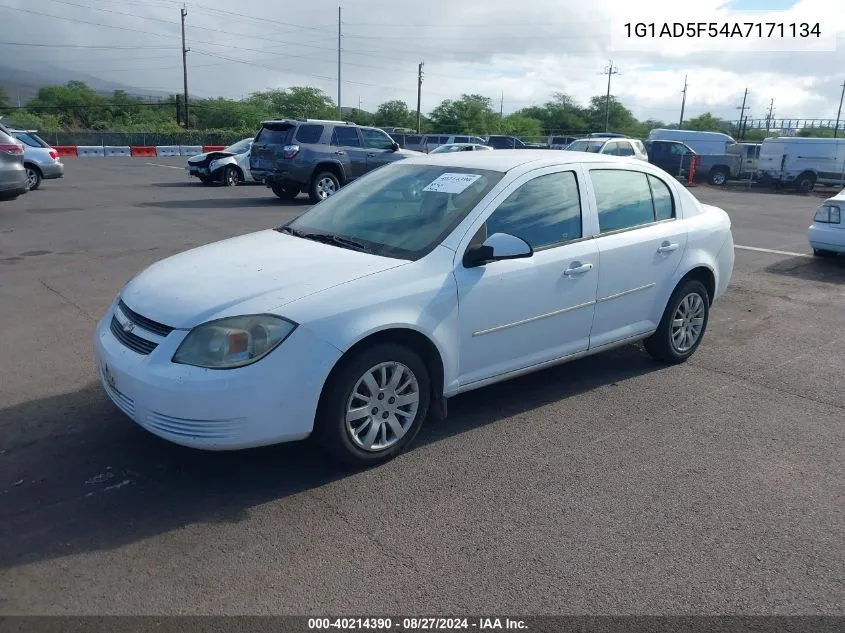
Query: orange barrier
687,156,699,187
54,146,78,157
202,145,225,152
130,146,157,157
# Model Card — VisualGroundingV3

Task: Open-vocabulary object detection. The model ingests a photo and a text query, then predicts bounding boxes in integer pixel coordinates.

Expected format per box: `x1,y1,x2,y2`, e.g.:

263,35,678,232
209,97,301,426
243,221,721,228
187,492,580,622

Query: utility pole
834,80,845,138
500,91,504,118
180,5,189,127
416,61,424,133
736,88,749,139
679,75,687,129
766,98,775,133
602,60,620,132
337,6,342,119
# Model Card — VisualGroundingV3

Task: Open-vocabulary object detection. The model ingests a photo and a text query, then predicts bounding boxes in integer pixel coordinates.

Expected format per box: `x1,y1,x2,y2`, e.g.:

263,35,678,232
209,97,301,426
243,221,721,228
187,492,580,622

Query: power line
0,41,174,49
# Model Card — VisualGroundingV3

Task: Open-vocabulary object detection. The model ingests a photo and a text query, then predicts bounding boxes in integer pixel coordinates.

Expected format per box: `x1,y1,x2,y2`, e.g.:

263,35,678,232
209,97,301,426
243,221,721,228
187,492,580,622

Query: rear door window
295,124,324,144
332,127,361,147
454,136,469,143
616,141,635,156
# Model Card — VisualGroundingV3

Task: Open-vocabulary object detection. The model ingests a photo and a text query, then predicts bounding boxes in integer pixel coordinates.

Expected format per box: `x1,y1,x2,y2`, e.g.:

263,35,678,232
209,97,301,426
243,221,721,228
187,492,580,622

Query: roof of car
402,149,645,172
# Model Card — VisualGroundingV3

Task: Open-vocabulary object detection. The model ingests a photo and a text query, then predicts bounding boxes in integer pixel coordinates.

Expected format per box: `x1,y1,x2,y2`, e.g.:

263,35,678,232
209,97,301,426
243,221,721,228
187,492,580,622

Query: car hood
119,230,408,329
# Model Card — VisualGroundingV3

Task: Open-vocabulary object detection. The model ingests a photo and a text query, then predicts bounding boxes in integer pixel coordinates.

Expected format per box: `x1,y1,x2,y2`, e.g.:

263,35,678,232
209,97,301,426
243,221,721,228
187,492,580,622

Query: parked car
647,129,736,155
249,119,421,203
565,137,648,161
808,189,845,257
548,135,580,150
94,150,734,466
0,121,28,201
485,135,545,149
645,140,739,186
757,137,845,192
589,132,629,138
186,138,254,186
8,128,64,190
428,142,493,154
404,135,487,152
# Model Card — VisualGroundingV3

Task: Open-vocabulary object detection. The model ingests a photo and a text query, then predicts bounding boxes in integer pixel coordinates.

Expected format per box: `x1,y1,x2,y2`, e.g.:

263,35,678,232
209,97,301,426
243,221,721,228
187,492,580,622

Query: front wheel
314,343,431,466
309,171,340,203
644,279,710,364
26,167,42,191
222,165,241,187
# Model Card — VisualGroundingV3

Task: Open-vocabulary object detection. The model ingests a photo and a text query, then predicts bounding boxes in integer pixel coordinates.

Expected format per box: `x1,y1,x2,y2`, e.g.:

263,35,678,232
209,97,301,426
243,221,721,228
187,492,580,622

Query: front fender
209,156,238,173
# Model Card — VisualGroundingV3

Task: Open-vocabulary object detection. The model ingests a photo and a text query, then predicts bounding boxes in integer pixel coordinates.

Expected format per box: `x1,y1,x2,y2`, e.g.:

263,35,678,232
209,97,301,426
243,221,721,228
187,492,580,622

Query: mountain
0,62,176,104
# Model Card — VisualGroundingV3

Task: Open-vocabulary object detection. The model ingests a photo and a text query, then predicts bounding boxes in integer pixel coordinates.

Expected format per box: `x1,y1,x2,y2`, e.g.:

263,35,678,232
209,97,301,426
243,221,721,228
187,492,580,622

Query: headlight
172,315,297,369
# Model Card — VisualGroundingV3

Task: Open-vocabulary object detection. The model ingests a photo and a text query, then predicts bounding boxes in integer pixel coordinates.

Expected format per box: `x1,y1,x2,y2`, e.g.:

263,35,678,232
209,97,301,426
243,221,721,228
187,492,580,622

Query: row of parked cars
0,118,64,202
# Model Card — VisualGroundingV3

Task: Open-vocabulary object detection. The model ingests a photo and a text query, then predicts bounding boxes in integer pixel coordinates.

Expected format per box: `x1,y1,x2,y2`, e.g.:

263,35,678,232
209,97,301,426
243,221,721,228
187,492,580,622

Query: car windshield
225,139,252,154
284,163,505,260
566,140,605,153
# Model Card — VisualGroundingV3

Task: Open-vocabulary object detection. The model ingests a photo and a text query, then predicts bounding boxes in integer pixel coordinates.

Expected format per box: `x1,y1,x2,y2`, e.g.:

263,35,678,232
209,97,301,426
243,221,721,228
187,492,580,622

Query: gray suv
249,119,421,203
0,121,28,201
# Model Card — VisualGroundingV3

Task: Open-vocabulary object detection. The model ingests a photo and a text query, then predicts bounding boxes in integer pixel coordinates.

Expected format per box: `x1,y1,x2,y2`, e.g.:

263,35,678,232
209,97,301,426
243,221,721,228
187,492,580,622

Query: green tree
585,95,637,134
345,108,374,126
683,112,726,132
0,86,9,111
247,86,336,120
429,94,498,134
499,114,542,137
373,100,413,128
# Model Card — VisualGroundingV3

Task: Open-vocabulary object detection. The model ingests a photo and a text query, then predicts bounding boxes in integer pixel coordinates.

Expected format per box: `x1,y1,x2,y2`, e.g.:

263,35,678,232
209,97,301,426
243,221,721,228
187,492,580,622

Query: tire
314,343,431,466
309,171,340,203
222,165,241,187
708,168,728,186
795,172,816,192
25,166,42,191
271,183,300,200
644,279,710,364
813,248,837,258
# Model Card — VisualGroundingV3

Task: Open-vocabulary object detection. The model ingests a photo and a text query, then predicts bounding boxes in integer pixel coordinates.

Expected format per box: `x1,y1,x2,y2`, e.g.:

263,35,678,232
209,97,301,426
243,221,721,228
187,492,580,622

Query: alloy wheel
671,292,705,353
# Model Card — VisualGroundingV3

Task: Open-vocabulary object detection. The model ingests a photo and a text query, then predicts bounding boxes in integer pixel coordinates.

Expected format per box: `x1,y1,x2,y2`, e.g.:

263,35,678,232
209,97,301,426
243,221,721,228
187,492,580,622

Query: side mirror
463,233,533,268
391,141,400,152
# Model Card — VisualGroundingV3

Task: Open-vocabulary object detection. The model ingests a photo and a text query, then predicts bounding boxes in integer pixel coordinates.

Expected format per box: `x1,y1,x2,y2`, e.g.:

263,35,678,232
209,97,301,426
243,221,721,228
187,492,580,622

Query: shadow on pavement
0,344,662,570
138,197,305,210
764,255,845,285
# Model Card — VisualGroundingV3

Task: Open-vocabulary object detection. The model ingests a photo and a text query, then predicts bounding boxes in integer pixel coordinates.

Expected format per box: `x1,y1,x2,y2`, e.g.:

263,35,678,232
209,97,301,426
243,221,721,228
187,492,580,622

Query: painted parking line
144,162,184,170
734,244,812,258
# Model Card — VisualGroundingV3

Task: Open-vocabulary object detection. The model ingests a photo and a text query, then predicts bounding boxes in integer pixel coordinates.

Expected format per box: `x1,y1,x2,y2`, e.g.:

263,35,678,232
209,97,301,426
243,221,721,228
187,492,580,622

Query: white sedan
808,189,844,257
185,138,254,186
94,151,734,466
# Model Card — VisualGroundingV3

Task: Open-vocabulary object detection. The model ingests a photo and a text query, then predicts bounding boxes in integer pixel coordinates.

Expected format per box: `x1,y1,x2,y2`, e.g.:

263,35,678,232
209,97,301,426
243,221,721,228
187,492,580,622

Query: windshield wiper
277,226,370,253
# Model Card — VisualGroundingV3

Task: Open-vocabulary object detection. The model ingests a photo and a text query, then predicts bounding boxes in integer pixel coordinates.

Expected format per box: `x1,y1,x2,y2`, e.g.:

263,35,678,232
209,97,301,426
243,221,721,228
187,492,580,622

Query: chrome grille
118,299,174,337
110,316,157,355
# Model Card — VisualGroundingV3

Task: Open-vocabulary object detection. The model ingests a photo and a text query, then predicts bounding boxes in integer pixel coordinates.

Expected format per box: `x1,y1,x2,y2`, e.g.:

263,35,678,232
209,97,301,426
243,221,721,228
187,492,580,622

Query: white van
758,137,845,192
647,129,736,156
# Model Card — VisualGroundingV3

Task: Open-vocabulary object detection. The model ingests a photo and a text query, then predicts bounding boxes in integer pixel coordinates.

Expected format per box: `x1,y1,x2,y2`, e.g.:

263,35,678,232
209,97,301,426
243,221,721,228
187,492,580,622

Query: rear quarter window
295,125,325,144
256,126,293,145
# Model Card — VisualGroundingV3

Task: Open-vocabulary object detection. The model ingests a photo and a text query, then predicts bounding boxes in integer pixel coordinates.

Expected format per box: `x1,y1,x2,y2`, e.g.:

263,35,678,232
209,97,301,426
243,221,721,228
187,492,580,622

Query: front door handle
564,262,593,276
366,152,376,158
657,241,679,253
333,151,345,155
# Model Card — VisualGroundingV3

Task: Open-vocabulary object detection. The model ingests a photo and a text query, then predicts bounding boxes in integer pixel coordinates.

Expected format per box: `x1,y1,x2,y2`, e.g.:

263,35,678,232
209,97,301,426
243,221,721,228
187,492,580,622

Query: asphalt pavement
0,158,843,615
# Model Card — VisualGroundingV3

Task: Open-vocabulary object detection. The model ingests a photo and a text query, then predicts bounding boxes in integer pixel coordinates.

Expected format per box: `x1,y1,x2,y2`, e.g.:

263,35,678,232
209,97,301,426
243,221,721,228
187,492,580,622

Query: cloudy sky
2,0,844,124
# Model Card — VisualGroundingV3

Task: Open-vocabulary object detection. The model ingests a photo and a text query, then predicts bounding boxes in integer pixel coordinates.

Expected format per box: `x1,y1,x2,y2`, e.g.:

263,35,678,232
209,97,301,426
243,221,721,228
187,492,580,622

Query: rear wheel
795,172,816,192
309,171,340,203
644,279,710,364
314,343,430,466
25,166,42,191
271,183,300,200
709,168,728,186
222,165,241,187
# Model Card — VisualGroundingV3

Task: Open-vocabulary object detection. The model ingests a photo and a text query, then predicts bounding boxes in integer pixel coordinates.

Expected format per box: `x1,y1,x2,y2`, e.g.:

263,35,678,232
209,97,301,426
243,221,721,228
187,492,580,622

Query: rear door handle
366,153,376,158
564,262,593,276
333,151,345,155
657,242,679,253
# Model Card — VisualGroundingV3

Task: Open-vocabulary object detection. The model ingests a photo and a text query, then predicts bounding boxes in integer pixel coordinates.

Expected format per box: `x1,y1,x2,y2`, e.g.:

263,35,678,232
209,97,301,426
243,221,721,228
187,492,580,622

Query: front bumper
92,298,342,450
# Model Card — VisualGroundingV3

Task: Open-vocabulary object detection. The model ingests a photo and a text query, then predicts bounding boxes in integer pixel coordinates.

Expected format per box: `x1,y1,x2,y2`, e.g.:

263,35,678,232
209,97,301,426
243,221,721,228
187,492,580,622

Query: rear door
250,123,294,172
331,127,368,179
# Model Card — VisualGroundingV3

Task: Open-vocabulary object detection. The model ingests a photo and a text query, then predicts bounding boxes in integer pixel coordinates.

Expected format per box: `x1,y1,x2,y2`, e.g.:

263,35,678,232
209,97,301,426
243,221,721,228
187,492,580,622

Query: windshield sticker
423,173,482,194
